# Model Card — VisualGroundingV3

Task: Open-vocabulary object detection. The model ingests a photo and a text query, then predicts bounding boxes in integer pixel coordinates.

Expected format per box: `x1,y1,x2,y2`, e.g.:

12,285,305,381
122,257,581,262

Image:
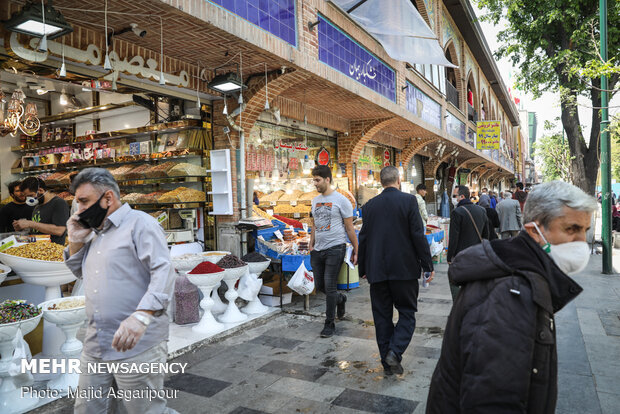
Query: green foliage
533,133,573,182
612,117,620,181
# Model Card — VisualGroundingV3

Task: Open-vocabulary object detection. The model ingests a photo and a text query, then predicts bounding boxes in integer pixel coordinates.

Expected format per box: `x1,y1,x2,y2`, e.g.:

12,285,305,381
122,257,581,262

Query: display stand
241,261,271,315
186,272,226,335
208,149,233,215
217,266,249,324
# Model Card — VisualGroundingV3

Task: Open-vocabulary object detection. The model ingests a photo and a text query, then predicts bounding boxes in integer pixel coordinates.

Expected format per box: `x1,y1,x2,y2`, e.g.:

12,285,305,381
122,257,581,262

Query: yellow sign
476,121,501,150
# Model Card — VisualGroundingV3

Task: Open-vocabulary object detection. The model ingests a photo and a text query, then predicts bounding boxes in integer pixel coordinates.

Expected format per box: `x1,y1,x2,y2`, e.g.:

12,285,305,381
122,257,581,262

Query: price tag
157,212,168,224
290,201,297,206
294,213,301,219
266,209,274,216
270,201,277,206
302,223,308,232
274,230,284,241
0,236,17,252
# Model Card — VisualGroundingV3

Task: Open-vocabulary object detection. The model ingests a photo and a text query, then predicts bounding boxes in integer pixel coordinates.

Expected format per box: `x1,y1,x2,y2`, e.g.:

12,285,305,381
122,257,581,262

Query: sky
471,3,617,143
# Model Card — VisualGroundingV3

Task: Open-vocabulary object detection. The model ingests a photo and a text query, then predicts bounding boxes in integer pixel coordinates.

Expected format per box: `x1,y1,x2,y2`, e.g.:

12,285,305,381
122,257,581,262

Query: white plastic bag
8,328,34,387
238,271,263,301
430,240,444,257
287,262,315,295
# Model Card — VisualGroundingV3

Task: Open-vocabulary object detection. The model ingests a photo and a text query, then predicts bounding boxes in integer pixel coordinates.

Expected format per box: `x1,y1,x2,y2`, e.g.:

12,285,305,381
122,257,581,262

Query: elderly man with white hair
427,180,597,413
64,168,177,414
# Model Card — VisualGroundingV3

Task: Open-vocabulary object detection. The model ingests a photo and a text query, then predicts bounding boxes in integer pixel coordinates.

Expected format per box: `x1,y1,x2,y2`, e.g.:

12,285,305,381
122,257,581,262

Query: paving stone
274,397,361,414
267,377,345,403
258,360,328,382
556,303,593,376
244,390,295,413
164,372,231,398
228,407,270,414
165,390,220,413
577,308,607,337
598,391,620,414
412,346,441,360
598,310,620,336
248,334,304,350
556,372,601,414
332,388,419,414
593,374,620,395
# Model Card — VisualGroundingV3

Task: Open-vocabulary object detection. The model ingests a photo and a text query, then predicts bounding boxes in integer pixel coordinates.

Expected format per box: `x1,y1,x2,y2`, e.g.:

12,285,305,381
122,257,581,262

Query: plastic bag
287,262,314,295
8,328,34,386
238,271,263,301
174,274,200,325
430,240,444,257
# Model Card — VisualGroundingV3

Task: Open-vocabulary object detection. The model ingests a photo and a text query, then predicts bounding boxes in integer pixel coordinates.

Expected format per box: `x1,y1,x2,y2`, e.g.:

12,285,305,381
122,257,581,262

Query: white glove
66,214,92,243
111,311,152,352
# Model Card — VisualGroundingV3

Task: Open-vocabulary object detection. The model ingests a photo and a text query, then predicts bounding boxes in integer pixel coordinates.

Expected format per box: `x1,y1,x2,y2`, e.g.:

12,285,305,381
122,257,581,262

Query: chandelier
0,89,41,137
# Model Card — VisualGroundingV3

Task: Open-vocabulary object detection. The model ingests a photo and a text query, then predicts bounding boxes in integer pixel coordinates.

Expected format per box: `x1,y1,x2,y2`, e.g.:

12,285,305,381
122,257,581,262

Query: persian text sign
476,121,501,150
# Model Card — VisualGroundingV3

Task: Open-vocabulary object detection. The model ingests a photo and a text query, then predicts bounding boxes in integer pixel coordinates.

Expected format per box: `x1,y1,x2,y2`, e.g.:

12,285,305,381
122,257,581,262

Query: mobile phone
422,272,432,287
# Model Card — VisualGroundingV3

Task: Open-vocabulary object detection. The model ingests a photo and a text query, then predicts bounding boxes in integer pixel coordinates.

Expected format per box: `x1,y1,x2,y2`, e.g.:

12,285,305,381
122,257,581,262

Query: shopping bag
287,262,315,295
430,240,444,257
238,271,263,301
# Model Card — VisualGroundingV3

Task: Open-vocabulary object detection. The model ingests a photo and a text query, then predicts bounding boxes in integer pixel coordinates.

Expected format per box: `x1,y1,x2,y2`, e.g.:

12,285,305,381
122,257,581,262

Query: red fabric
467,90,474,106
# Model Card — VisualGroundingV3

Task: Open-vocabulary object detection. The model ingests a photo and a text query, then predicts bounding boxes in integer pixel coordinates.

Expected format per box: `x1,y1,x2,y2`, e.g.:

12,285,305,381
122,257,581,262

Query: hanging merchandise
2,90,40,137
316,147,330,166
383,149,391,166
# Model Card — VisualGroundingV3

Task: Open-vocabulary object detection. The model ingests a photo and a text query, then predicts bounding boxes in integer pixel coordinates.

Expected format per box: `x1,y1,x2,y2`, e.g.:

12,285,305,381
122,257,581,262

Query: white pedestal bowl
185,271,226,336
200,252,231,315
0,313,43,414
217,265,249,324
0,264,10,286
38,296,86,394
0,252,76,357
241,261,271,315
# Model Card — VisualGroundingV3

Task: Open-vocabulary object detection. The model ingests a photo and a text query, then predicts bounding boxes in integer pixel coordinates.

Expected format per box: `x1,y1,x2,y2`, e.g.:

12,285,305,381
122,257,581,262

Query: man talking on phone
358,166,434,376
64,168,177,414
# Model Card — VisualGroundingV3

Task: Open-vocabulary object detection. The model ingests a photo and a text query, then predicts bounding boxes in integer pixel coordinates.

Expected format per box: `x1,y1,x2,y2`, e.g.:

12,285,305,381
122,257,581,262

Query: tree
612,115,620,182
533,121,573,182
476,0,620,194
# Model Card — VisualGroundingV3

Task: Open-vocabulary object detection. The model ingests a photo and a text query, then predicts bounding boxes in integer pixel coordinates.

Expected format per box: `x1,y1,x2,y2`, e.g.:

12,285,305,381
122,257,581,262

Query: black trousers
369,279,419,368
310,244,346,323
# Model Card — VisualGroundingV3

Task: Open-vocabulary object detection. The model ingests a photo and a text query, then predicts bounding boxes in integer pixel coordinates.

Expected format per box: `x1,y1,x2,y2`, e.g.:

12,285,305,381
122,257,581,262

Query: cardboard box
260,277,292,296
259,292,292,306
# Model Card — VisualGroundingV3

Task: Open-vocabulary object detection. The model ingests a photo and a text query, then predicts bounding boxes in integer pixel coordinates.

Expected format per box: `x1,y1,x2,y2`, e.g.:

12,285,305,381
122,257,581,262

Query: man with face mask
0,181,34,233
63,168,177,414
426,180,596,413
13,177,70,244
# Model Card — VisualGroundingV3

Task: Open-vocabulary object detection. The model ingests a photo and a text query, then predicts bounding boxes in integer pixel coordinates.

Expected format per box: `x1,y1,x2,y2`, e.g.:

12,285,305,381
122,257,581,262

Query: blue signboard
317,15,396,102
446,111,466,142
208,0,296,47
406,84,441,130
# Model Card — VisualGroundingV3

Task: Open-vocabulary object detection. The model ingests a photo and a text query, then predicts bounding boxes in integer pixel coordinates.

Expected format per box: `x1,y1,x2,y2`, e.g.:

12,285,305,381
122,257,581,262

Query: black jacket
485,207,500,240
447,200,489,262
359,187,433,283
427,232,582,413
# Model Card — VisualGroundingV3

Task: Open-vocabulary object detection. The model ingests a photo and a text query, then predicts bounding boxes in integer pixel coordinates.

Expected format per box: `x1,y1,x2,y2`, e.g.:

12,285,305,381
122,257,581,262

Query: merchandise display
241,252,268,263
4,242,65,261
0,299,41,324
47,297,85,310
216,255,247,269
188,261,224,274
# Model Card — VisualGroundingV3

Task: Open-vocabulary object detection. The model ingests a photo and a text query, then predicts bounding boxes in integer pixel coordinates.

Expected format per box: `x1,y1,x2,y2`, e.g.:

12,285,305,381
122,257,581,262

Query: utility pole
600,0,612,273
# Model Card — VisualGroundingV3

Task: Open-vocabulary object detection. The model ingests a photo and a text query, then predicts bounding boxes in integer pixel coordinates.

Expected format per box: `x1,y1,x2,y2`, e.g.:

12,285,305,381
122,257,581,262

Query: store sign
406,84,442,130
317,15,396,102
446,111,466,142
476,121,501,150
316,147,330,166
8,33,189,87
208,0,297,47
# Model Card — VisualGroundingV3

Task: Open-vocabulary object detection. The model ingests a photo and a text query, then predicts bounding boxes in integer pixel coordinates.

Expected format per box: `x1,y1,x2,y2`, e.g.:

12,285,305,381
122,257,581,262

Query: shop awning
328,0,457,68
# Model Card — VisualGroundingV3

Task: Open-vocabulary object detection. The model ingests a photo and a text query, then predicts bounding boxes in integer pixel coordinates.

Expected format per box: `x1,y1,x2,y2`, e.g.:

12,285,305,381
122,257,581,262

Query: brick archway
444,40,463,110
423,151,456,202
401,137,440,166
466,70,478,114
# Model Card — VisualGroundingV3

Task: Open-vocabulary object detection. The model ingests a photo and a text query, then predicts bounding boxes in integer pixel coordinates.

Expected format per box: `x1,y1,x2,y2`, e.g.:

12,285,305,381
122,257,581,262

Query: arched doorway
444,41,462,110
466,72,478,123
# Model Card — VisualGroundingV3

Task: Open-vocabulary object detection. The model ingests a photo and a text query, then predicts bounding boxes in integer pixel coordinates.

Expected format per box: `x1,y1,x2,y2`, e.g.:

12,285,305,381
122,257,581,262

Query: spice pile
241,252,269,263
4,242,64,261
0,300,41,324
48,298,85,311
188,261,224,274
216,255,247,269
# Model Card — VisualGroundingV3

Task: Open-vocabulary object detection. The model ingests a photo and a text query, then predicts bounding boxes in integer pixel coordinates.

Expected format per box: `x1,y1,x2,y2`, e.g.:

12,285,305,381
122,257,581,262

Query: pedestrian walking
309,165,358,338
64,168,177,414
358,166,434,376
489,191,498,209
415,184,429,228
447,185,489,300
478,187,491,207
479,196,499,240
427,180,596,413
496,190,523,239
513,181,528,211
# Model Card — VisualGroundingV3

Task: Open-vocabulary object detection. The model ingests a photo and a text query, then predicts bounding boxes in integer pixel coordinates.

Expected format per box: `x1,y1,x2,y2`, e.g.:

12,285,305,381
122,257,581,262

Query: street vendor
0,181,34,233
12,177,70,245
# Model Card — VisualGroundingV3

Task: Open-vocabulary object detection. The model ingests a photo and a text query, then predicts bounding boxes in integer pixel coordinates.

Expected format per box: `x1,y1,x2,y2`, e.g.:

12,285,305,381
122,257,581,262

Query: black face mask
78,193,109,229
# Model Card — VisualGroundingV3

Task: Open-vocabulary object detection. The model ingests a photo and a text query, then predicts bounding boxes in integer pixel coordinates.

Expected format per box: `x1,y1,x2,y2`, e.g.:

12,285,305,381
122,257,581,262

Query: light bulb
36,89,48,95
398,162,404,178
265,98,270,111
411,166,417,177
59,62,67,77
336,170,343,178
223,99,228,115
238,93,243,104
103,54,112,71
59,89,68,106
37,35,47,52
196,96,201,110
159,71,165,85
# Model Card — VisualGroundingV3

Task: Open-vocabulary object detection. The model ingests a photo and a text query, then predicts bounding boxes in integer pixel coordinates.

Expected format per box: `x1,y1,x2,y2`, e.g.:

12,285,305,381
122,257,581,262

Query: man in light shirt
415,184,429,228
64,168,177,414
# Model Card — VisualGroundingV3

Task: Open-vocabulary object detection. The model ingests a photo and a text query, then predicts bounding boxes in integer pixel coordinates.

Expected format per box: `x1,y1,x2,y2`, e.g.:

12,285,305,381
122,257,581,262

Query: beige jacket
415,193,428,228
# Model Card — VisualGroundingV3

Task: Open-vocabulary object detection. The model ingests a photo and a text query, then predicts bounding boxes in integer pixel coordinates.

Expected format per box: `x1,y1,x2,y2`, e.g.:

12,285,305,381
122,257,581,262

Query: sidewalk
32,253,620,413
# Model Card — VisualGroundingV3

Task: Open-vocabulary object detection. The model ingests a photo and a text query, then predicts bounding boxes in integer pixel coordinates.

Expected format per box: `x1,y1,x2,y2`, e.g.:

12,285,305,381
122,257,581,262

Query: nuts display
48,298,85,311
4,241,65,262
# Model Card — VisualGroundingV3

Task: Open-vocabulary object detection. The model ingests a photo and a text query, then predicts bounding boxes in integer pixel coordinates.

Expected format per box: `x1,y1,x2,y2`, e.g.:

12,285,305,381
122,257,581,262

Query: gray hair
70,168,120,199
523,180,597,228
503,191,512,199
380,166,399,186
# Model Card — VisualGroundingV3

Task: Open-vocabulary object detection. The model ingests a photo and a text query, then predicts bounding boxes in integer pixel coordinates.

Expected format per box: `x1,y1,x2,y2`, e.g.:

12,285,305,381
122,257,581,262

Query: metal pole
600,0,612,273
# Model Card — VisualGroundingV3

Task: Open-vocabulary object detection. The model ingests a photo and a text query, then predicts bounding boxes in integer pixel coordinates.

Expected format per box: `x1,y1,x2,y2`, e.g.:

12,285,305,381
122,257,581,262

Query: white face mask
531,222,590,275
452,196,459,207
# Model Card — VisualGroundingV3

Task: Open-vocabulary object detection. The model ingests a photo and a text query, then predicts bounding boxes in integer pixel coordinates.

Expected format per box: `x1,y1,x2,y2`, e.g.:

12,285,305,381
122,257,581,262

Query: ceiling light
59,88,68,106
4,0,73,39
103,54,112,71
208,72,246,93
59,62,66,77
222,97,228,115
36,88,48,95
398,162,404,178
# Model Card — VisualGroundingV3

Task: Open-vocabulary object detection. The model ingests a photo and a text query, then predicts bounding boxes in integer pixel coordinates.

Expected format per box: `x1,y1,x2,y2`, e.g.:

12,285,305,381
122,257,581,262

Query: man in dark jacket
448,185,489,299
359,166,434,376
478,196,499,240
427,180,597,413
513,181,528,211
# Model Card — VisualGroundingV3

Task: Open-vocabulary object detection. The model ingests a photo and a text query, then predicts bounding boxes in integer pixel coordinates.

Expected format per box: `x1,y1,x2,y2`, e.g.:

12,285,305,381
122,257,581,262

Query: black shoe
337,295,347,319
383,365,394,376
385,350,404,375
320,321,335,338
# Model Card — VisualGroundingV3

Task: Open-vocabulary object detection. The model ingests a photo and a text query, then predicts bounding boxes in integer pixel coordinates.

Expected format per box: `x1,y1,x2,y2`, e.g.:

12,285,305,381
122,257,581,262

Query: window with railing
446,82,459,108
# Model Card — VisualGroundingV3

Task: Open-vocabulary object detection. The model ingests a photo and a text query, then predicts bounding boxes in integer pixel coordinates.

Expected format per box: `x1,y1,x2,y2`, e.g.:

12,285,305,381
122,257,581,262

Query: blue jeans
310,244,346,323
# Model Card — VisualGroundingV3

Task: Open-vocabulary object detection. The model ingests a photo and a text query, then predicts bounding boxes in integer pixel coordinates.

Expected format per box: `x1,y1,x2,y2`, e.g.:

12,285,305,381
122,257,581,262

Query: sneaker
337,295,347,319
320,321,335,338
385,350,404,375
